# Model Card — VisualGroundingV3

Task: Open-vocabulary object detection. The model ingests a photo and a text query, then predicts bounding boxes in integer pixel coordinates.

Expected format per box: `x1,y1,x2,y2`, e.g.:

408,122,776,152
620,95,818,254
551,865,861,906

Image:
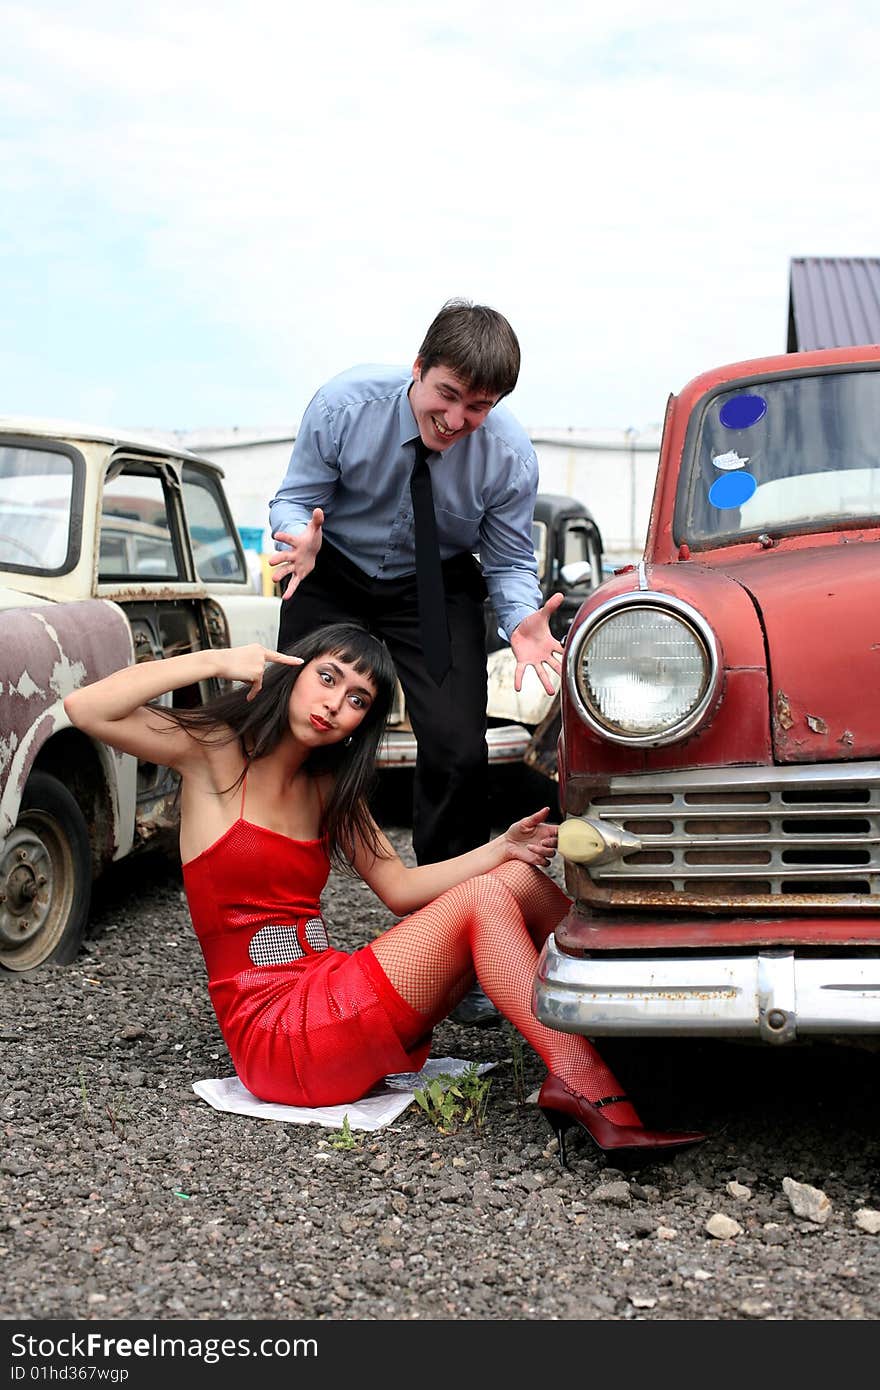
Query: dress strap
240,764,249,819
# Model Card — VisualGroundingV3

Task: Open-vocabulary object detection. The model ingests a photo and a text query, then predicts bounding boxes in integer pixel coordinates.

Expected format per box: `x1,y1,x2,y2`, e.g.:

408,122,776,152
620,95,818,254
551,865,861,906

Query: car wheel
0,771,92,971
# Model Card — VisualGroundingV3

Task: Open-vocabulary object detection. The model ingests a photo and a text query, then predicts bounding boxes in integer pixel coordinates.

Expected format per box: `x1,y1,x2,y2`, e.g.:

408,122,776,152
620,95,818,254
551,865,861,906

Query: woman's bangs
326,634,394,688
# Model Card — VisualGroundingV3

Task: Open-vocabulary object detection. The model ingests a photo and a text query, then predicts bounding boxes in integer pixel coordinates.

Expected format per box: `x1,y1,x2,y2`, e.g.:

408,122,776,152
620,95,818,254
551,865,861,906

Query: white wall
531,428,661,564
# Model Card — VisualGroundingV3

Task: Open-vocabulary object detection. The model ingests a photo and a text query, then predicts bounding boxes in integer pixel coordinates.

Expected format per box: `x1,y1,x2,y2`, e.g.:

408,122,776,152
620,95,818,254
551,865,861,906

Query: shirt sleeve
268,389,341,546
477,444,543,641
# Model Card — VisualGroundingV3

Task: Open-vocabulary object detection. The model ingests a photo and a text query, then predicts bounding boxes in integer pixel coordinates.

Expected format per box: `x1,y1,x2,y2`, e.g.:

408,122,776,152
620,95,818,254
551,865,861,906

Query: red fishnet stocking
368,864,640,1123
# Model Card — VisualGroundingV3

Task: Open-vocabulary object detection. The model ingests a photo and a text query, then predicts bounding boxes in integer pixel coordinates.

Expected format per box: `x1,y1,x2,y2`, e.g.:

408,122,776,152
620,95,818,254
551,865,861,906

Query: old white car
0,417,280,970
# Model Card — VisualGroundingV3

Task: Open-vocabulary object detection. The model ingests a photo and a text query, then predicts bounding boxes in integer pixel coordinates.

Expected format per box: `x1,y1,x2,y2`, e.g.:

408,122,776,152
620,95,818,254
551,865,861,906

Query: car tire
0,771,92,971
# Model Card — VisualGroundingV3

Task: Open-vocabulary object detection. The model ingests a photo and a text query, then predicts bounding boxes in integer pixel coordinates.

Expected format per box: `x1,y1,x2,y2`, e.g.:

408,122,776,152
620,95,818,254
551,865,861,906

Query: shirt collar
397,377,420,448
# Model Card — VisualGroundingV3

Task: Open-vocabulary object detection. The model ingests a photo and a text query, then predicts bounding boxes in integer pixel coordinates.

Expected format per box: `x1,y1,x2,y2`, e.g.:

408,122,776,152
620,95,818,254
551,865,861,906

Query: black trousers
277,541,490,864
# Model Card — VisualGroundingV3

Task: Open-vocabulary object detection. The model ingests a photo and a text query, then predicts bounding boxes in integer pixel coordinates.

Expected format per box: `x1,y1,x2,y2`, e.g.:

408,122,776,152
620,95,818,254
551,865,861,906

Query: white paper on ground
192,1057,496,1132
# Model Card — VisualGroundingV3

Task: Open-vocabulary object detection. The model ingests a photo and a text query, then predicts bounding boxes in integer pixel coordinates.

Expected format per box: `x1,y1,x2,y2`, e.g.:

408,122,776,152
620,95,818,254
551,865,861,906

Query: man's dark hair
417,298,521,399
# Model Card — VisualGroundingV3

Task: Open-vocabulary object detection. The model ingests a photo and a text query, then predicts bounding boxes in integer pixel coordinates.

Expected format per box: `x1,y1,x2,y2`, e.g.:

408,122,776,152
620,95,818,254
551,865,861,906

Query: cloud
2,1,879,427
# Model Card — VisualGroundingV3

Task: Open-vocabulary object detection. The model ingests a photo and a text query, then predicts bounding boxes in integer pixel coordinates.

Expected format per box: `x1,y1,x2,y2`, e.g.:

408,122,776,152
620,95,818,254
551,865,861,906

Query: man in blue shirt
268,298,564,871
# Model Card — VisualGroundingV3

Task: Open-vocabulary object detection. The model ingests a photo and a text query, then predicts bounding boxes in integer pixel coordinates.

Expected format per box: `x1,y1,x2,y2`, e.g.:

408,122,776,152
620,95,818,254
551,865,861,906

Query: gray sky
3,0,878,432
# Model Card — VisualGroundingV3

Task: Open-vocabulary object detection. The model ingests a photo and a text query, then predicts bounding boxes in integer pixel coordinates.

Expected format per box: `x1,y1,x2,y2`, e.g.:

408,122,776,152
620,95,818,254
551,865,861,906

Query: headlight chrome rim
566,591,721,746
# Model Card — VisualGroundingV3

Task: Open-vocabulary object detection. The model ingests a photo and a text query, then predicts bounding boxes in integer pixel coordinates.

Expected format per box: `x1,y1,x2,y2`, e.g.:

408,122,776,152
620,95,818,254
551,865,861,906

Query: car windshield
0,445,75,571
676,366,880,547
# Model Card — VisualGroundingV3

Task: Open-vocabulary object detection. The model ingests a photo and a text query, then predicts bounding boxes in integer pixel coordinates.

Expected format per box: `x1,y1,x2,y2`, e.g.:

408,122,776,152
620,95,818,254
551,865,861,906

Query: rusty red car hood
720,540,880,762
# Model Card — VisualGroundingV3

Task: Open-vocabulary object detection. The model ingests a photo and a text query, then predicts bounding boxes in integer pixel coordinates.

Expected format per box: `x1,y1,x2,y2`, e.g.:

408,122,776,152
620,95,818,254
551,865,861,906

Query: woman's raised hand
220,644,304,701
500,807,558,867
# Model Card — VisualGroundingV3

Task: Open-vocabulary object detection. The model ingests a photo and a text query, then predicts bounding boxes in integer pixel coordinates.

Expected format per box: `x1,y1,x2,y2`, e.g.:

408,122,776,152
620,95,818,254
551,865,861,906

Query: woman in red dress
64,623,703,1165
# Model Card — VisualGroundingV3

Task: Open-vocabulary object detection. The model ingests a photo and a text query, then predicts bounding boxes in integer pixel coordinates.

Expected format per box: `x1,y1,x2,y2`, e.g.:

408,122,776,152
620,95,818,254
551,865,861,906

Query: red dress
182,777,432,1107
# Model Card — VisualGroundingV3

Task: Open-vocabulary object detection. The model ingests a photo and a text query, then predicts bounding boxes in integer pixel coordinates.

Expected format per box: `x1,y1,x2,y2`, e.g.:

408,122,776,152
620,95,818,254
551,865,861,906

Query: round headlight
567,595,719,745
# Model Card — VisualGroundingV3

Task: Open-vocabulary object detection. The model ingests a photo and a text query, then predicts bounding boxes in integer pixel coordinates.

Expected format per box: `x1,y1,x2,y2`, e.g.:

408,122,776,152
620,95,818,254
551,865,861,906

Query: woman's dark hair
152,623,397,870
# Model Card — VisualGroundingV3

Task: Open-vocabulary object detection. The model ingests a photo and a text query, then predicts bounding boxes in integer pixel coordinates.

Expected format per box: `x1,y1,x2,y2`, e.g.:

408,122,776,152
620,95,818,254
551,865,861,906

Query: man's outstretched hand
510,592,566,695
267,508,324,600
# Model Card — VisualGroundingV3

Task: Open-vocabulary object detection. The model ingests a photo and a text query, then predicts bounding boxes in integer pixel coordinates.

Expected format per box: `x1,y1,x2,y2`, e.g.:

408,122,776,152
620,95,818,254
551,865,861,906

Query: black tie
410,438,451,686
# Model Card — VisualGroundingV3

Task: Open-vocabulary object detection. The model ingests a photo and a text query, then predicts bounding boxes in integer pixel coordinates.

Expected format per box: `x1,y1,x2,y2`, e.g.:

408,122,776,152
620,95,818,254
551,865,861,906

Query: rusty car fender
0,599,135,853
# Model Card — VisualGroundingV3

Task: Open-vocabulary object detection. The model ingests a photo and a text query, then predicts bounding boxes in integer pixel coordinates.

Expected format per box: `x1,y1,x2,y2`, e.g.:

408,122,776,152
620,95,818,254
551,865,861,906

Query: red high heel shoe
538,1074,706,1168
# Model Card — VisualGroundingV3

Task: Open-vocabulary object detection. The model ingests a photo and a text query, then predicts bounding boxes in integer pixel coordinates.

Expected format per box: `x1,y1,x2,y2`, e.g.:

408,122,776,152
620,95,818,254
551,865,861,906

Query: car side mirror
559,560,592,587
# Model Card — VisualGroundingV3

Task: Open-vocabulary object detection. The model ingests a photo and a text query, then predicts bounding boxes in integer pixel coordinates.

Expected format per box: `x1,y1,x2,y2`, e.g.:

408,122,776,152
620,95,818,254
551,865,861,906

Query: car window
558,520,602,590
560,523,582,567
181,465,246,583
0,445,75,572
679,368,880,546
99,469,182,580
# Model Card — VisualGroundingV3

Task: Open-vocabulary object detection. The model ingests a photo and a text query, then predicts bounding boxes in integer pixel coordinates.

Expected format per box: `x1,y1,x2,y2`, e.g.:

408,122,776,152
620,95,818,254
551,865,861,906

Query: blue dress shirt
269,365,542,640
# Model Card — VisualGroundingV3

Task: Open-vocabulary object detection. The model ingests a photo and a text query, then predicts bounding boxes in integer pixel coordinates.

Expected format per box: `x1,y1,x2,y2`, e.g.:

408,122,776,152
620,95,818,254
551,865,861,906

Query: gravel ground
2,806,880,1326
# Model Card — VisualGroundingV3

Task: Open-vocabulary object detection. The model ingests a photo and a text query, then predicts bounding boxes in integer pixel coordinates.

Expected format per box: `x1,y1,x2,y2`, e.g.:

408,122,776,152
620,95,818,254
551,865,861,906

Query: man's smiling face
408,359,499,452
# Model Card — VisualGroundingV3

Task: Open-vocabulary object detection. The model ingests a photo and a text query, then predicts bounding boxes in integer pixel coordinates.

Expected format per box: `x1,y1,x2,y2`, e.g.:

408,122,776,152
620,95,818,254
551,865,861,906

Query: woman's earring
343,735,354,747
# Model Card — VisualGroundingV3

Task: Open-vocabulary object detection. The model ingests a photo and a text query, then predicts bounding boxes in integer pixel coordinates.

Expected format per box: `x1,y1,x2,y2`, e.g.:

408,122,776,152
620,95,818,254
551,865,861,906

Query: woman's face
288,652,379,745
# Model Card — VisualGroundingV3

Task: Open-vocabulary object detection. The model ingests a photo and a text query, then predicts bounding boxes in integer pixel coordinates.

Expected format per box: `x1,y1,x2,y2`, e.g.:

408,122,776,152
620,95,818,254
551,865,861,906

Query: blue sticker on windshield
719,394,767,429
708,471,757,509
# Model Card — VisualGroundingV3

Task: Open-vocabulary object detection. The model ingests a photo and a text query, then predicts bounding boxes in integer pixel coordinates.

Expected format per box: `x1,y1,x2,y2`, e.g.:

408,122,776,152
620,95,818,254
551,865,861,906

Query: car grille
574,762,880,912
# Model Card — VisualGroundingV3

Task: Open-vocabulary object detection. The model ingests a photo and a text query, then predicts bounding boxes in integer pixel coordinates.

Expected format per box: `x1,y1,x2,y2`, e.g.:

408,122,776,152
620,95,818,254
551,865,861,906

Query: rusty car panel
536,346,880,1041
0,600,132,826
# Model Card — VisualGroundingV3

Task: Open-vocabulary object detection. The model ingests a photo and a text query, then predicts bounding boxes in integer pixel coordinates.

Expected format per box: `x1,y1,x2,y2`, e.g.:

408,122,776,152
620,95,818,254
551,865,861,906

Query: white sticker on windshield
712,450,750,471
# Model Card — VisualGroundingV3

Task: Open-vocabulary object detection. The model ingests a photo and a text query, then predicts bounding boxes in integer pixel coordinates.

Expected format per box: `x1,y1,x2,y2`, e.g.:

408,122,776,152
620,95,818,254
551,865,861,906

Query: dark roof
787,257,880,350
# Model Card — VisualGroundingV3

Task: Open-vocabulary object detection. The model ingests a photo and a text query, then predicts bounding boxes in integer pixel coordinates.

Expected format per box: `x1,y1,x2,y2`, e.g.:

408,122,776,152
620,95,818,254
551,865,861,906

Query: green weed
327,1114,359,1150
414,1064,492,1135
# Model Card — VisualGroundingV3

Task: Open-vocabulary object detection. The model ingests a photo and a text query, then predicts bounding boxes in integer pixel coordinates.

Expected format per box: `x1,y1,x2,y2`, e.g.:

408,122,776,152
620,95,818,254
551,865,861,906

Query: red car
534,345,880,1044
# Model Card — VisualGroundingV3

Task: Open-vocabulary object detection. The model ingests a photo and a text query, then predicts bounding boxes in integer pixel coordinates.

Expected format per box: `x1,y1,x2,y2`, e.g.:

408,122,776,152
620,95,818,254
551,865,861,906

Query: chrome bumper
533,935,880,1044
376,723,531,770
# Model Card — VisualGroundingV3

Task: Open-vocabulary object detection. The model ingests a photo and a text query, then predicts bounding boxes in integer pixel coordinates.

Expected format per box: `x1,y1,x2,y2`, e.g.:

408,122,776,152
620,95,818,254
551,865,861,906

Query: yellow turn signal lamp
558,817,643,866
